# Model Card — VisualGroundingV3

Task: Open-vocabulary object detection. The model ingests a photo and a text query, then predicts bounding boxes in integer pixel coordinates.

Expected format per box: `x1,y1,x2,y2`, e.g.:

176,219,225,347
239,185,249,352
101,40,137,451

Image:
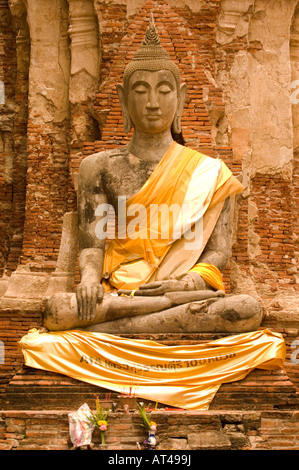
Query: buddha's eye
158,85,172,94
134,86,147,94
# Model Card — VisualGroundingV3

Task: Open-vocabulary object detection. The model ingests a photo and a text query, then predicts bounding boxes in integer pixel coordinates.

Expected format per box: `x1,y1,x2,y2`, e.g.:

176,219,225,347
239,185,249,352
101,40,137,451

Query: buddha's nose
146,91,160,110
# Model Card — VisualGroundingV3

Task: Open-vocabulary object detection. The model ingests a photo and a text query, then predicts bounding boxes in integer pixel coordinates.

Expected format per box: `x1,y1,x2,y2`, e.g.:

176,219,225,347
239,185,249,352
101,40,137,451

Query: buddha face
117,69,186,135
127,70,178,134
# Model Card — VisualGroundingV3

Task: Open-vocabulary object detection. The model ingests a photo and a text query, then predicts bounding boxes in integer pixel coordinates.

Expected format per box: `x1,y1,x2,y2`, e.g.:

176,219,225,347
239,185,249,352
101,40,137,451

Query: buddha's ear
116,84,133,133
172,83,187,134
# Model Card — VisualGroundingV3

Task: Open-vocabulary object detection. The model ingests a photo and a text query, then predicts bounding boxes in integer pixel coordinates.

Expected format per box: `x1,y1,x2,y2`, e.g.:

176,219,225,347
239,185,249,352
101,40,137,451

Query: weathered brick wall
1,409,299,450
0,0,17,276
293,149,299,273
4,1,30,275
0,307,42,395
251,175,296,293
20,120,70,269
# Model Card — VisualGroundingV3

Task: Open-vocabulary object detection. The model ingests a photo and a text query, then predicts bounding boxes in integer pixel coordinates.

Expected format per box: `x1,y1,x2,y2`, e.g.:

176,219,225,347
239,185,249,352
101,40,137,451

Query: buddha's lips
146,114,162,119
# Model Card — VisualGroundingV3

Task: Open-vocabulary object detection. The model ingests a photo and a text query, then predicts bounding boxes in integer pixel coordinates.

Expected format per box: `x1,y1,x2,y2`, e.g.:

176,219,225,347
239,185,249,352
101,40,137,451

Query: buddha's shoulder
79,146,129,170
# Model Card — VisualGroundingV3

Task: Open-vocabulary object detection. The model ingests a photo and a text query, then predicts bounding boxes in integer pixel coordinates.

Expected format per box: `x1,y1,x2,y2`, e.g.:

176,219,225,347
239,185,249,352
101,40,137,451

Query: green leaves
136,402,151,430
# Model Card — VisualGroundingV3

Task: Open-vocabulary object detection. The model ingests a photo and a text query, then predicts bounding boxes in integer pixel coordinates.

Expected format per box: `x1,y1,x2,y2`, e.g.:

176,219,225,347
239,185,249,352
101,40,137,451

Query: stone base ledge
1,409,299,450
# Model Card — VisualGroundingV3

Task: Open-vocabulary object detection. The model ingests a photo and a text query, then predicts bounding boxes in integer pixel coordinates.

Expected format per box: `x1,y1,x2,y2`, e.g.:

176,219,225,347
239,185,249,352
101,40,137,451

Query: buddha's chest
102,154,159,209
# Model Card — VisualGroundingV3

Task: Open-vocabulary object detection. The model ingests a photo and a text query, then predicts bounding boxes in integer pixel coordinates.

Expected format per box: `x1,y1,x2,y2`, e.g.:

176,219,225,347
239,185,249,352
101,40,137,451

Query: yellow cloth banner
18,329,285,410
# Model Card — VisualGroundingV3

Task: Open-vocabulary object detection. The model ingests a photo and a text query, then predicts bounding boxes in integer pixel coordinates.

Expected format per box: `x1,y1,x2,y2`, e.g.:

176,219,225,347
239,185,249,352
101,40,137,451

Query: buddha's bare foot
188,294,263,333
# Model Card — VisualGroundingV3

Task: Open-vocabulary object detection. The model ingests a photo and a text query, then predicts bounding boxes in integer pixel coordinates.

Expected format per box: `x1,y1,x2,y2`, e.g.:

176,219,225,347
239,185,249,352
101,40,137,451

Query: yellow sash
189,263,225,291
103,142,244,291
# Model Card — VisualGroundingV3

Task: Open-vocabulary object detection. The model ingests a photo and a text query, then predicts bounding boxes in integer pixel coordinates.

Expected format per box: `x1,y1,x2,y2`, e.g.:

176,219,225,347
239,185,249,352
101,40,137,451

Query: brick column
20,0,71,270
1,0,71,307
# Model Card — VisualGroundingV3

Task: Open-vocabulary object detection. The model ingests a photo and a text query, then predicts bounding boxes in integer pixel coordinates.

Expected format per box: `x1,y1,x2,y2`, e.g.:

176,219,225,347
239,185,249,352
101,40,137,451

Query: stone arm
185,197,231,290
77,153,108,320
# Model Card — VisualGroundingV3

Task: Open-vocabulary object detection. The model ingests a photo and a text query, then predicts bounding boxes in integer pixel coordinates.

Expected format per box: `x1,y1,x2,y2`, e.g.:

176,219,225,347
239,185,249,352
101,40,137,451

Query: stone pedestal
0,267,49,310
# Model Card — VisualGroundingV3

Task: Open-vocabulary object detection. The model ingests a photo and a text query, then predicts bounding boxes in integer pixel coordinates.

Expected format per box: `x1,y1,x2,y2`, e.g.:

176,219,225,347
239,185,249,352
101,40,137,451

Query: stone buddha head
116,14,187,137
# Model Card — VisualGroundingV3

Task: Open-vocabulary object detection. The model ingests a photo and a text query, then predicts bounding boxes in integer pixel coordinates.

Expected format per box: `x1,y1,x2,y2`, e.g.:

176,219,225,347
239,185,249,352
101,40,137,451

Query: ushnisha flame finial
143,13,160,46
122,12,181,97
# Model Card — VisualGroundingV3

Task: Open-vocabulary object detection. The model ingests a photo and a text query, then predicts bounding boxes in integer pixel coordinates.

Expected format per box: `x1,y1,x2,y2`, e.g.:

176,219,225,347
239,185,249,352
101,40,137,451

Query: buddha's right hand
76,281,104,321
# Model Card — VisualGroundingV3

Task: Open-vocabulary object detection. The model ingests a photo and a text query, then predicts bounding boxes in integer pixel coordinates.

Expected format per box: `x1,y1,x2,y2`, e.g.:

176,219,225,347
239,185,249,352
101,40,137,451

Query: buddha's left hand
137,278,194,296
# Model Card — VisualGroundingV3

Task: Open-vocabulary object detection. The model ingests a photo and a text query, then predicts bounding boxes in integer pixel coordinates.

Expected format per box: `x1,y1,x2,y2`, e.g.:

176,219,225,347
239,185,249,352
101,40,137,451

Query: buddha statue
44,15,262,334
